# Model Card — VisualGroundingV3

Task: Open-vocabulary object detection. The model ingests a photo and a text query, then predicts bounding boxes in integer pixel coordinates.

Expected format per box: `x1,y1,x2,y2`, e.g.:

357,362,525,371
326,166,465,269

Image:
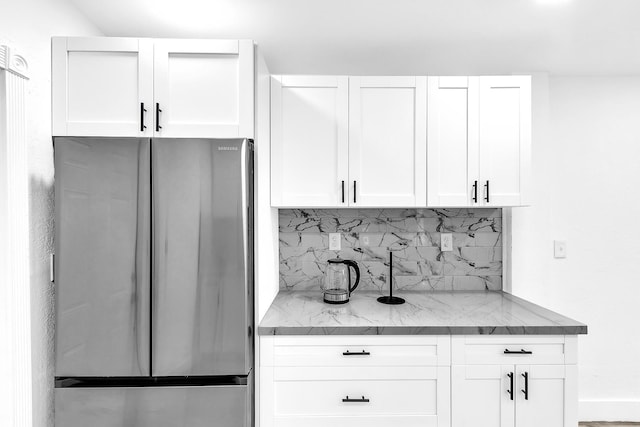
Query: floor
580,424,640,426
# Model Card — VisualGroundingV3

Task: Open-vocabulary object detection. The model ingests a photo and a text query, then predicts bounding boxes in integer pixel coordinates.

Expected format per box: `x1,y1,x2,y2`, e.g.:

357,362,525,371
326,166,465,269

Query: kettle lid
328,258,345,264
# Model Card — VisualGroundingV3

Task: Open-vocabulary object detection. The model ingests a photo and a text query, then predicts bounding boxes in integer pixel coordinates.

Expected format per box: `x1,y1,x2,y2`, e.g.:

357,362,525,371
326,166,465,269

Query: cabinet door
349,76,427,207
451,365,514,427
153,39,254,138
427,77,479,207
52,37,153,137
478,76,531,206
271,76,349,207
516,365,576,427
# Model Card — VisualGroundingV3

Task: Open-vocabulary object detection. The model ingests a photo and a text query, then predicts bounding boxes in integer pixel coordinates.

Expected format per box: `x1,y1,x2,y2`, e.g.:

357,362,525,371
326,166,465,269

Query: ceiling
69,0,640,75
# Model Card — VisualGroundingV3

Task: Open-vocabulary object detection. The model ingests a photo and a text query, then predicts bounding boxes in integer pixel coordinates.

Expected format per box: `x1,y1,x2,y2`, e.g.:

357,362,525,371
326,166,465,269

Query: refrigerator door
55,385,248,427
54,137,151,377
152,138,252,376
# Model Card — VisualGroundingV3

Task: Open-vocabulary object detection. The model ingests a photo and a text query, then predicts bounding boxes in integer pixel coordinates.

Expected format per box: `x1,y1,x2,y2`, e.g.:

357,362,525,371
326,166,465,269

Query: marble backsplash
279,208,503,292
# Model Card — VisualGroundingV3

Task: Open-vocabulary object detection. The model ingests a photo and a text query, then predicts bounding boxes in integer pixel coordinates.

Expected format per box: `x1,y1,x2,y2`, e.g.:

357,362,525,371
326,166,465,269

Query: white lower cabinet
260,335,451,427
450,336,578,427
259,335,578,427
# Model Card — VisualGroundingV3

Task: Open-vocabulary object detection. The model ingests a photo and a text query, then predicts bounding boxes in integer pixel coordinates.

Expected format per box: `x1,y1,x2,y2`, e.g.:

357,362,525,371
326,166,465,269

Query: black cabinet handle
504,349,533,355
521,372,529,400
472,180,478,203
342,396,369,403
507,372,514,401
341,180,345,203
342,350,370,356
353,181,357,204
140,103,147,132
484,180,490,203
155,103,162,132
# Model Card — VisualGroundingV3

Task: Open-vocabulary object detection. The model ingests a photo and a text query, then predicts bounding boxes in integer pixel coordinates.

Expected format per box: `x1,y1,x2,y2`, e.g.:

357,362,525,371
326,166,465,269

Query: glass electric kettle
322,259,360,304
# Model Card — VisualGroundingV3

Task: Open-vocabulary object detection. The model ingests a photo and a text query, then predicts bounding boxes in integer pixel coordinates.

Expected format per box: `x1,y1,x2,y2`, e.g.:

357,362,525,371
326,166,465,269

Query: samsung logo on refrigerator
218,146,238,151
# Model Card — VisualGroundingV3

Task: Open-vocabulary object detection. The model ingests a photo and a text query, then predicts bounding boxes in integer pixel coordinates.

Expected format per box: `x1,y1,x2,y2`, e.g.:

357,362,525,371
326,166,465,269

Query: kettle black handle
343,260,360,294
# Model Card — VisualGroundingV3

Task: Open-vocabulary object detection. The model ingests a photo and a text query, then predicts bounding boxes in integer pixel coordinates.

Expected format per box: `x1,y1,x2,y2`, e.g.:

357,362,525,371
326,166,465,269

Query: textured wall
0,1,102,425
279,208,502,292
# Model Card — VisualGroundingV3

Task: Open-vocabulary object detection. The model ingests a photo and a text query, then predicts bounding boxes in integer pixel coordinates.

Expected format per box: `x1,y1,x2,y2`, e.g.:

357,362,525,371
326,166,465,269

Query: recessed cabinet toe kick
260,335,578,427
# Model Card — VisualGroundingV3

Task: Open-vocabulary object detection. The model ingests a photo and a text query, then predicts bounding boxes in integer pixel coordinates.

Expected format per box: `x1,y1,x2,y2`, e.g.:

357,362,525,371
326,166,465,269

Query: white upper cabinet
270,76,427,208
270,76,349,207
427,75,531,207
478,76,531,207
427,77,479,207
270,74,530,208
153,39,254,138
349,76,427,207
52,37,153,137
52,37,254,138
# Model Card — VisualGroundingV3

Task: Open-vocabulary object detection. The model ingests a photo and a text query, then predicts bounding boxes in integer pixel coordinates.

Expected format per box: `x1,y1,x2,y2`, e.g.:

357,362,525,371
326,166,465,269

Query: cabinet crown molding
0,44,29,79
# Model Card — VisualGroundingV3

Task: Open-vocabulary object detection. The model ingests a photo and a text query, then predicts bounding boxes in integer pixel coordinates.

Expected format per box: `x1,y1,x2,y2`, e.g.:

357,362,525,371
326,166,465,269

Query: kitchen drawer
261,335,450,367
271,367,447,418
451,335,575,365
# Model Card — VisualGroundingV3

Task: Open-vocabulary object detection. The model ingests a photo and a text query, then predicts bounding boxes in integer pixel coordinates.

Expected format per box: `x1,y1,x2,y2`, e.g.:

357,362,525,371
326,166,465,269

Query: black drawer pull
484,180,490,203
342,350,370,356
353,181,357,204
140,103,147,131
521,372,529,400
155,103,162,131
342,396,369,403
504,349,533,355
472,180,478,203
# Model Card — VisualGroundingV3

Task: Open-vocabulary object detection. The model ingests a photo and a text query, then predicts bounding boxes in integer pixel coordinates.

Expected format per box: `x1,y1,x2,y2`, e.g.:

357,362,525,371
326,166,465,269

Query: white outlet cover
441,233,453,252
329,233,341,251
554,240,567,258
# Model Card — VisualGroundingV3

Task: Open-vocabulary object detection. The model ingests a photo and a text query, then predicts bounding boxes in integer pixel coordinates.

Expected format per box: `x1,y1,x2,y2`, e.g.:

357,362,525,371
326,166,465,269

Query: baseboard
580,400,640,422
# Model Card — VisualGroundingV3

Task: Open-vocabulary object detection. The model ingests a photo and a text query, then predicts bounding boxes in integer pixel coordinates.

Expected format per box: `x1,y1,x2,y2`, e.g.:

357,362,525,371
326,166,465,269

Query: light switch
554,240,567,258
329,233,341,251
441,233,453,252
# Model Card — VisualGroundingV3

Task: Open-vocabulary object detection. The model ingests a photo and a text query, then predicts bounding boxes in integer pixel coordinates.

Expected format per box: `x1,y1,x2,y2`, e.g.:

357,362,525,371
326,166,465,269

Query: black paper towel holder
377,251,405,305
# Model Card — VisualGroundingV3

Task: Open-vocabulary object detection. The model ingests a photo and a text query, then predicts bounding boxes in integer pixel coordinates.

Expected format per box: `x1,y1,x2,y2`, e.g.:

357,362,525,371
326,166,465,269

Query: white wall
511,75,640,421
0,1,101,425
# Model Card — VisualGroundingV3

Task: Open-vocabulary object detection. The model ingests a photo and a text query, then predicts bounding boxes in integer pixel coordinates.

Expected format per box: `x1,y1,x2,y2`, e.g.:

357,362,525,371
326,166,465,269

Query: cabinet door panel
271,76,349,207
349,76,427,207
153,39,254,138
52,37,153,137
516,365,573,427
427,76,479,207
478,76,531,206
452,365,514,427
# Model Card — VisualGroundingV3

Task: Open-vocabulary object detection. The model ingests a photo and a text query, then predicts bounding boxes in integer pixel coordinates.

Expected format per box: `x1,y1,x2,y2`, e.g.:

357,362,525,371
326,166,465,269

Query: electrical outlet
361,235,370,247
329,233,341,251
441,233,453,252
554,240,567,258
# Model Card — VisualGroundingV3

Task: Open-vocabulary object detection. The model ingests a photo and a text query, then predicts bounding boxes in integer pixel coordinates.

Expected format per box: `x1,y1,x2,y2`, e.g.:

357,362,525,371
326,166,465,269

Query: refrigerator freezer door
55,385,248,427
54,137,151,376
152,138,252,376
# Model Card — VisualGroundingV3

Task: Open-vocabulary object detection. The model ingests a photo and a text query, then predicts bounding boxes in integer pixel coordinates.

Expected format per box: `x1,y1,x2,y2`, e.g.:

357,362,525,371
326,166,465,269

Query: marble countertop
258,291,587,335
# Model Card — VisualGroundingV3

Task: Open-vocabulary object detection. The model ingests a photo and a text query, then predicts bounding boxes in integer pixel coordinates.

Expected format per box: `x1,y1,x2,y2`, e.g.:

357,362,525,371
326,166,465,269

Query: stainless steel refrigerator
53,137,254,427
